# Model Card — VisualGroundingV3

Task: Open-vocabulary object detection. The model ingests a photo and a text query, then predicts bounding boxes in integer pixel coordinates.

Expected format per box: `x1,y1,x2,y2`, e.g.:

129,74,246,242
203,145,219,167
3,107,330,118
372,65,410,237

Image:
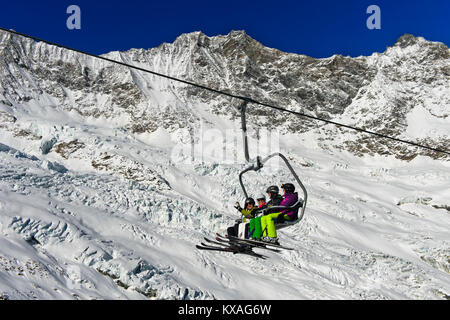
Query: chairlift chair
237,99,307,229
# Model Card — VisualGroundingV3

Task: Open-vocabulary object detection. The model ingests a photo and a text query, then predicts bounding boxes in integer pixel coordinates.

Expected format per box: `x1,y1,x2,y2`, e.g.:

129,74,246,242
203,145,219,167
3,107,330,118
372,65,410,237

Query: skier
259,186,283,208
248,185,283,240
256,194,266,208
227,198,258,238
260,183,299,244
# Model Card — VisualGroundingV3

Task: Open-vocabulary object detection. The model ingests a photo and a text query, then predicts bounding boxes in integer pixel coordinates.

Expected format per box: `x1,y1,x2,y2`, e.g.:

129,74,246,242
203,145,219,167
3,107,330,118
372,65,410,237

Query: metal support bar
239,100,250,163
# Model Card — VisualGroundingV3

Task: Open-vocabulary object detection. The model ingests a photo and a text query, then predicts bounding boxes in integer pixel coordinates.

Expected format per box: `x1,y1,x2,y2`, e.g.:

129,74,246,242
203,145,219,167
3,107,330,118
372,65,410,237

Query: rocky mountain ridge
1,30,448,162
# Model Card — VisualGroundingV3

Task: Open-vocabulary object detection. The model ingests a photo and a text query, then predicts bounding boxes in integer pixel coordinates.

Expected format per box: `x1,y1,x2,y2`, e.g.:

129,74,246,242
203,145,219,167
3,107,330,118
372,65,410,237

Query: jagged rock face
124,31,376,132
0,30,448,160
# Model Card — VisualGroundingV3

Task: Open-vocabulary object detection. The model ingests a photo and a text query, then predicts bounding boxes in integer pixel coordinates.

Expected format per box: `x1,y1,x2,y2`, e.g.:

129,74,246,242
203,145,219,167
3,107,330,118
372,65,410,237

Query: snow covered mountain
0,29,449,300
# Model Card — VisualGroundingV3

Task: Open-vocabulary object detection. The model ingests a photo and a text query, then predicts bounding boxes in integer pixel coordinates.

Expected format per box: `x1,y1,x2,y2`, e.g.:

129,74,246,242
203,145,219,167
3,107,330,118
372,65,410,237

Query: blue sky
1,0,449,58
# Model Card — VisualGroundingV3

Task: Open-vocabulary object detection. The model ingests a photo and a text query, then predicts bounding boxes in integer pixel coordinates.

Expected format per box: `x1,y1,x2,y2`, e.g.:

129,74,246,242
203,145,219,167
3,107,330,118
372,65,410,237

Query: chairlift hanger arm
238,156,263,199
239,99,250,163
238,98,264,163
237,101,308,222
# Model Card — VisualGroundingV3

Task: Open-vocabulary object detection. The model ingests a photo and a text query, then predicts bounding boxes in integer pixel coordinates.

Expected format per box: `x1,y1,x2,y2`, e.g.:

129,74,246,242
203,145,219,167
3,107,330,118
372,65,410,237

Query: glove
234,202,242,211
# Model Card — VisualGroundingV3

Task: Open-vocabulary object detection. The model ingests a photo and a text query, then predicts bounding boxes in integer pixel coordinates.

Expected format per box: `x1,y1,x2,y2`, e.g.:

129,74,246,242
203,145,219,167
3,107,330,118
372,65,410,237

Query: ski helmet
256,194,266,201
281,183,295,193
244,198,255,207
266,185,279,195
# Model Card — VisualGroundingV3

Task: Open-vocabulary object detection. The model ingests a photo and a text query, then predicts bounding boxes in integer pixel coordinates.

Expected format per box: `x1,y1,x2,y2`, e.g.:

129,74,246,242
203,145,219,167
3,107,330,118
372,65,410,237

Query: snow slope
0,30,449,300
1,121,449,300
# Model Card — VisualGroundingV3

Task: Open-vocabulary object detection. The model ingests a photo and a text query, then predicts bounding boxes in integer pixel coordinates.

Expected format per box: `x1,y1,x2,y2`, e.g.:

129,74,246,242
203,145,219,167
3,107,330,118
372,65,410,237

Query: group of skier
227,183,299,245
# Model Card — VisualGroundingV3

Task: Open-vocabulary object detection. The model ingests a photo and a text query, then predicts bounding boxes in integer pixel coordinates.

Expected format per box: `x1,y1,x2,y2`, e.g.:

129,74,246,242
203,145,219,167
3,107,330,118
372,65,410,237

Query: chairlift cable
1,27,448,156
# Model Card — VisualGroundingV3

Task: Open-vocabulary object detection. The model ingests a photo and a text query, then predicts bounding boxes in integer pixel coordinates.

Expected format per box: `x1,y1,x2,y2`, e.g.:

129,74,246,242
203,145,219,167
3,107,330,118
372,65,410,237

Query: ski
203,237,237,248
230,236,294,250
196,244,267,259
213,236,281,253
216,233,294,250
200,242,252,255
196,244,235,252
202,238,266,255
200,242,230,250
